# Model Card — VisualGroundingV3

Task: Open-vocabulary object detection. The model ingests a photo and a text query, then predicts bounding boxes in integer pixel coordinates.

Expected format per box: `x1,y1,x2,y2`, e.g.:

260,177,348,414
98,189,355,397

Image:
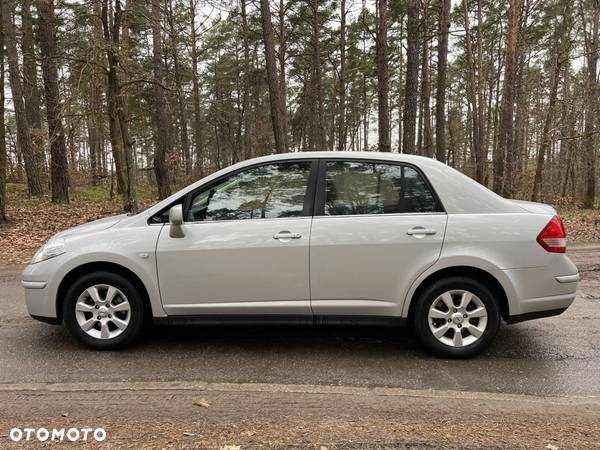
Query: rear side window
324,161,439,216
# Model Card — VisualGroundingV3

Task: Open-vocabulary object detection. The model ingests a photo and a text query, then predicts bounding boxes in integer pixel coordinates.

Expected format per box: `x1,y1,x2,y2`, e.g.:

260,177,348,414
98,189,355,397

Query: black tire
63,271,145,350
413,276,500,358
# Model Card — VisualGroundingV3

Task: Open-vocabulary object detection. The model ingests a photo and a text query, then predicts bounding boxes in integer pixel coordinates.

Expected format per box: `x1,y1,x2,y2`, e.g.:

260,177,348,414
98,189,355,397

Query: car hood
55,214,127,239
511,199,557,215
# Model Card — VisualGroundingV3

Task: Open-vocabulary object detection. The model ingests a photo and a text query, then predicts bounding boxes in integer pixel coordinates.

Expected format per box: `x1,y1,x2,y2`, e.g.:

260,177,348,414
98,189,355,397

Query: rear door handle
273,231,302,241
407,227,437,237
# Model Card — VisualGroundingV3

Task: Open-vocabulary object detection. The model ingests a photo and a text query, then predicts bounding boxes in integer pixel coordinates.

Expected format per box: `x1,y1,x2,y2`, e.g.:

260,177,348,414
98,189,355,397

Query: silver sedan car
22,152,579,357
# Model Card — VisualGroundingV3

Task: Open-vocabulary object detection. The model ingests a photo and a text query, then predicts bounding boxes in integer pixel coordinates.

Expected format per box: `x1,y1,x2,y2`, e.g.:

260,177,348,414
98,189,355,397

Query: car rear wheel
413,276,501,358
63,271,145,350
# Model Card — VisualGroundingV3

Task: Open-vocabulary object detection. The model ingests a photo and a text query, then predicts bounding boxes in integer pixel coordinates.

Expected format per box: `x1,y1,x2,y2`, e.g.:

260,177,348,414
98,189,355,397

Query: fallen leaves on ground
0,184,154,266
558,207,600,243
194,399,210,408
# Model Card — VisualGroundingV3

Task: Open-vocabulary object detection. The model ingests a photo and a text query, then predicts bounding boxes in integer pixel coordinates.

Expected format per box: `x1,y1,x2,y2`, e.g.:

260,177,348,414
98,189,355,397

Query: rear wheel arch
407,266,509,325
56,262,152,325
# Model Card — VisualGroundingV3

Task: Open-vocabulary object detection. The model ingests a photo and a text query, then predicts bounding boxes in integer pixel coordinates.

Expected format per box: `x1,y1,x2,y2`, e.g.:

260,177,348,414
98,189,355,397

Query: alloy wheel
74,284,131,340
427,289,488,348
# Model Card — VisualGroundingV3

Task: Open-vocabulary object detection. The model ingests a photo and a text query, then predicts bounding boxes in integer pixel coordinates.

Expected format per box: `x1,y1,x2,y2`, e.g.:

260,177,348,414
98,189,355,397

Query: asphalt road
2,247,600,448
1,245,599,398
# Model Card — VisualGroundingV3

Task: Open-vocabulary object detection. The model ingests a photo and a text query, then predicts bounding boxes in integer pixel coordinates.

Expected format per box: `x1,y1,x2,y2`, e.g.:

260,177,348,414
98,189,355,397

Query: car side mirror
169,204,184,225
169,205,185,238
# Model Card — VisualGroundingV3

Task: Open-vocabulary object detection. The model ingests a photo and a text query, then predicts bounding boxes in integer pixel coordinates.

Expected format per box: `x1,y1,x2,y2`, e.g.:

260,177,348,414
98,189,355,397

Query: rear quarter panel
401,212,578,317
441,213,556,270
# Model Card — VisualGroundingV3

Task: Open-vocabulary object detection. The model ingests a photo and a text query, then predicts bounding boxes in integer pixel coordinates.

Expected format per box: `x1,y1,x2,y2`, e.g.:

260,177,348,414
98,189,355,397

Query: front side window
324,161,438,216
187,161,312,222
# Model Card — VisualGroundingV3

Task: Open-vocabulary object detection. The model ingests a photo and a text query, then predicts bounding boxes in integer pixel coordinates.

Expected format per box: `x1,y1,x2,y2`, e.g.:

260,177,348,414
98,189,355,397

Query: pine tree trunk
337,0,347,151
89,0,105,185
582,2,599,208
278,0,289,152
496,0,523,195
21,0,45,175
152,0,172,199
377,0,391,152
168,0,191,177
511,17,529,192
532,9,570,202
475,0,487,179
119,0,137,210
259,0,285,154
463,0,482,181
36,0,70,203
101,0,126,197
312,0,326,150
403,0,419,154
419,9,433,157
0,5,7,223
2,0,44,196
101,0,137,211
531,54,562,202
503,1,527,196
189,0,204,174
560,65,576,198
435,0,451,163
241,0,252,160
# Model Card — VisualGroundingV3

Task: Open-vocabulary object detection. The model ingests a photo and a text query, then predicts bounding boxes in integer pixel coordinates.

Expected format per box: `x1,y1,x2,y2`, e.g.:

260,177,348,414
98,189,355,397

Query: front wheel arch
56,262,152,326
407,266,509,326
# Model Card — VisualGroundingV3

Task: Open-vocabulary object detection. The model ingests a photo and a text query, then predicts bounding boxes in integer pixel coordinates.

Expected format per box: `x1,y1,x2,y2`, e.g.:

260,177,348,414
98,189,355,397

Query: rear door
309,159,447,317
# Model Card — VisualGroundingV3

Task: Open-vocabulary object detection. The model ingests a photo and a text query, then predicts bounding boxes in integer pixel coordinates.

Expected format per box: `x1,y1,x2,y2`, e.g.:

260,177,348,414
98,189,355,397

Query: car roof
243,151,438,166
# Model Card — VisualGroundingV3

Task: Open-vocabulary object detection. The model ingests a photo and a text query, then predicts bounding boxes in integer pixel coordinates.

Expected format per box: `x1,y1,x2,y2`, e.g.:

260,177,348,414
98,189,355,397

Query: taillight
536,215,566,253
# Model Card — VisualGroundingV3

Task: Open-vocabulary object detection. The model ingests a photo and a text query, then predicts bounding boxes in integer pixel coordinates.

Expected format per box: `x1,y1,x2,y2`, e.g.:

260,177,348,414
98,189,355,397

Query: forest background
1,0,599,264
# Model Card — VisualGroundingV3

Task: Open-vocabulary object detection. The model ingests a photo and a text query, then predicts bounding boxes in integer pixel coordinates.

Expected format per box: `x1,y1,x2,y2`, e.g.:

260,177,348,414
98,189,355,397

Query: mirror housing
169,205,185,238
169,204,184,226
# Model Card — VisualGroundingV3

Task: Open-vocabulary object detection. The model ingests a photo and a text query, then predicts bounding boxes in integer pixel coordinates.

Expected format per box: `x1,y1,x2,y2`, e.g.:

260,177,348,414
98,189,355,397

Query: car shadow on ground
12,319,546,368
133,322,523,359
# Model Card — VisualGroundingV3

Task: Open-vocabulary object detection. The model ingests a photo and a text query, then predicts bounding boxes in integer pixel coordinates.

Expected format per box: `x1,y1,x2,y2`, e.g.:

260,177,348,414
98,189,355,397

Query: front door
310,159,447,317
156,160,316,316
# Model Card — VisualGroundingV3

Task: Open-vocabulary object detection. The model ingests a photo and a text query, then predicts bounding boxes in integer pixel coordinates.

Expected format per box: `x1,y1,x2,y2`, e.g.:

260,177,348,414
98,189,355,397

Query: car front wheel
413,276,501,358
63,271,145,350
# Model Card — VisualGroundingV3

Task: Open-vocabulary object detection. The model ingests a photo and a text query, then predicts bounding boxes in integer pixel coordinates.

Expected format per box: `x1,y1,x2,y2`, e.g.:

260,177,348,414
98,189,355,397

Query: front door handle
273,231,302,241
407,227,437,237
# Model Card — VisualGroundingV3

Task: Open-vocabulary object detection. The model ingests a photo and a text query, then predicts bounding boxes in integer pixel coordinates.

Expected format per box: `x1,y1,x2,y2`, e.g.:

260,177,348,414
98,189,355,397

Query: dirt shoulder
1,382,599,449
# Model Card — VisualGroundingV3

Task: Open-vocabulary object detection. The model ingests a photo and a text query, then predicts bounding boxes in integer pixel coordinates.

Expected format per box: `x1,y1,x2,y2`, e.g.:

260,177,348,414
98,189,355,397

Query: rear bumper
514,291,576,317
493,255,579,318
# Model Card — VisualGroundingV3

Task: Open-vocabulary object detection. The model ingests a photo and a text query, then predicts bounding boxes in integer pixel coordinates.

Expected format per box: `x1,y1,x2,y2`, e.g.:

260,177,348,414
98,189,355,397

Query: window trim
149,158,319,225
148,198,184,225
314,158,446,217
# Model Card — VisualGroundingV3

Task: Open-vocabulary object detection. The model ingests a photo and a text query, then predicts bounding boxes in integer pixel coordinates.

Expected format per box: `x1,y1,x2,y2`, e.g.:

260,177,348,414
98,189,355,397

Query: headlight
31,238,66,264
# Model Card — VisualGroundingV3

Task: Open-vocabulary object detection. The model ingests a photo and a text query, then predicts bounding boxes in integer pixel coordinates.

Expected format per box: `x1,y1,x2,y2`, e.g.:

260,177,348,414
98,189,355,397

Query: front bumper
22,260,64,324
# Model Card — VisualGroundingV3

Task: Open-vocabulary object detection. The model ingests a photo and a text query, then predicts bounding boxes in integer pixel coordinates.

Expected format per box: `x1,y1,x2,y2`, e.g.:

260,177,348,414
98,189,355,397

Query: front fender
53,225,167,318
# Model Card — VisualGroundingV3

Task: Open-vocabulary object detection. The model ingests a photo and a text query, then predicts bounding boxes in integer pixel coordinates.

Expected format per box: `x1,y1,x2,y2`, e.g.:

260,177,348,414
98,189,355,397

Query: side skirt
154,315,407,328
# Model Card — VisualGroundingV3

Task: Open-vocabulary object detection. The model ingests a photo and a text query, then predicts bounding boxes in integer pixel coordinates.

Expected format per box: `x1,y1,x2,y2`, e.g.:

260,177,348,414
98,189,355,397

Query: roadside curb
1,380,599,406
